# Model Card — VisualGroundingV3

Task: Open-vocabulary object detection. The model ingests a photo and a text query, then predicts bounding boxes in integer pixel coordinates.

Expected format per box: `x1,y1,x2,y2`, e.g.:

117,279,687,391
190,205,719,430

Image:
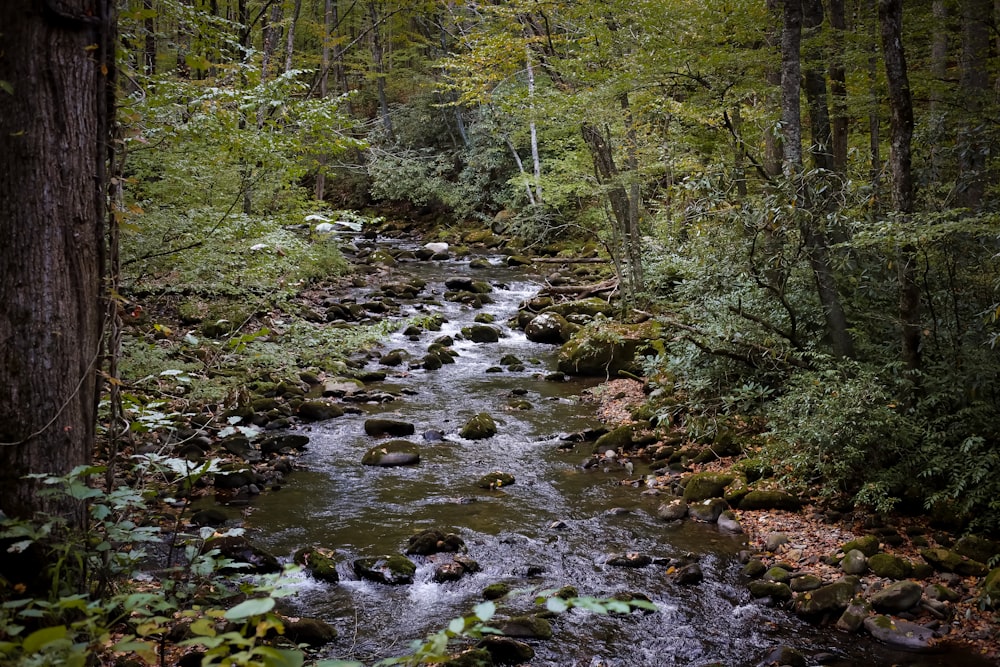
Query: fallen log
538,278,618,298
531,257,609,263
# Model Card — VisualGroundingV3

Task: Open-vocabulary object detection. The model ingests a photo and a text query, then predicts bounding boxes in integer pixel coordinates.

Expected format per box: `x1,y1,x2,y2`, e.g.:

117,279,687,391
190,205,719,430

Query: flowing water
239,239,990,667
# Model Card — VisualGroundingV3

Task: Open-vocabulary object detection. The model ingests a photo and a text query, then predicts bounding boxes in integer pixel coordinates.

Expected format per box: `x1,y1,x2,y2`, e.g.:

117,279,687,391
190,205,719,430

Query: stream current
242,239,987,666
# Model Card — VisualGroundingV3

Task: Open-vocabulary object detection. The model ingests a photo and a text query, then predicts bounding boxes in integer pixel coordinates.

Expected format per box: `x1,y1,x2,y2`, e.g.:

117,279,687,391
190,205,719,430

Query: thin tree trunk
285,0,303,72
144,0,156,76
802,0,834,173
878,0,922,378
526,46,543,205
958,0,991,210
764,0,784,178
369,1,392,136
503,136,536,207
868,0,882,207
930,1,949,174
829,0,849,173
621,92,644,297
316,0,333,200
261,2,283,83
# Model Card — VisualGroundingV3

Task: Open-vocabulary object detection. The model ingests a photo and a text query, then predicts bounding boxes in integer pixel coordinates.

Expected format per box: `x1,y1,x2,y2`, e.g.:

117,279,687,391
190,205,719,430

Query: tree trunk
144,0,156,76
958,0,991,210
621,92,644,297
878,0,921,378
284,0,303,72
828,0,849,173
526,46,543,205
802,0,833,173
0,0,113,522
868,0,882,203
930,0,949,174
781,0,804,173
369,1,392,136
261,2,283,83
763,0,784,178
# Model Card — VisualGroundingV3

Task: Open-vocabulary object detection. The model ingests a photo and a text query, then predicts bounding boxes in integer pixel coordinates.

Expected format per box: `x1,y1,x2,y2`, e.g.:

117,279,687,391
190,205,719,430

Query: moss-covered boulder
353,555,417,585
478,471,515,489
657,498,688,521
364,418,416,437
361,440,420,467
297,400,345,421
460,412,497,440
688,498,730,523
736,490,801,511
868,553,913,580
441,648,493,667
524,312,571,344
921,547,988,576
953,535,1000,565
483,583,512,600
871,580,922,614
498,615,553,640
477,636,534,666
462,324,501,343
841,549,868,575
764,566,792,584
747,581,793,603
792,578,859,618
556,321,662,377
293,547,340,583
835,598,871,633
284,617,337,647
863,615,934,651
207,536,281,574
841,535,880,557
592,425,636,454
406,529,466,555
981,567,1000,610
543,297,614,319
682,472,735,502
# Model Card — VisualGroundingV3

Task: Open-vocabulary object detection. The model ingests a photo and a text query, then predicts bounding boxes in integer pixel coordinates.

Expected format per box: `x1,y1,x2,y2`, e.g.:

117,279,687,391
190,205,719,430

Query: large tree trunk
828,0,849,174
802,0,834,173
0,0,113,521
958,0,991,210
878,0,921,378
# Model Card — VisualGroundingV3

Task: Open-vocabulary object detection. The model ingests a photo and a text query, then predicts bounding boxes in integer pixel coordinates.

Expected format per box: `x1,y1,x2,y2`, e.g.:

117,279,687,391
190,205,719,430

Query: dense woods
2,0,1000,664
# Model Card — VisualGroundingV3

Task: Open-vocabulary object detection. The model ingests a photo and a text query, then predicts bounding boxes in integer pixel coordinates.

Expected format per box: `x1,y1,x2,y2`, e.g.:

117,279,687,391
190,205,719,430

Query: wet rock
477,636,534,665
863,615,935,651
736,490,801,511
361,440,420,467
425,242,449,254
364,418,416,437
765,532,790,552
293,546,340,583
219,434,260,462
606,553,653,568
433,561,472,583
462,324,501,343
478,471,515,489
748,581,793,603
682,472,735,502
498,615,552,640
921,547,988,576
868,553,913,579
524,312,570,344
688,498,729,523
422,354,443,370
871,580,922,614
207,536,280,574
841,549,868,575
792,577,859,619
214,469,257,490
406,529,466,555
556,321,662,377
836,597,872,632
743,559,767,578
469,258,492,269
423,429,445,442
297,400,345,421
657,498,688,521
380,349,407,366
841,535,880,557
759,645,807,667
441,648,493,667
191,508,227,527
353,554,417,585
981,567,1000,610
460,412,497,440
259,434,309,456
542,297,614,319
483,583,512,600
717,510,743,534
789,574,823,592
284,617,337,647
506,255,533,267
672,562,704,585
592,425,636,455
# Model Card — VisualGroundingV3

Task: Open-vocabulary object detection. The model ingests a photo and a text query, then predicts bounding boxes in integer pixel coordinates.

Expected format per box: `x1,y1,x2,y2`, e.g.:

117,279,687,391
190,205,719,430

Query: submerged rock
406,529,466,555
353,554,417,585
478,471,515,489
364,417,416,437
460,412,497,439
207,536,280,574
284,617,337,646
361,440,420,467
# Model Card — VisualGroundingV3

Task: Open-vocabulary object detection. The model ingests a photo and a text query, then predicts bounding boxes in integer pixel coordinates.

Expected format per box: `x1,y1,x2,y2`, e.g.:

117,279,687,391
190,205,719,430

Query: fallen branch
531,257,609,263
539,278,618,299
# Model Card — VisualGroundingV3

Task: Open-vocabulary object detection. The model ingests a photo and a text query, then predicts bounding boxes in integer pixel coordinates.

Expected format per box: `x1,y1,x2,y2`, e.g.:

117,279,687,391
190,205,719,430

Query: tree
0,1,115,521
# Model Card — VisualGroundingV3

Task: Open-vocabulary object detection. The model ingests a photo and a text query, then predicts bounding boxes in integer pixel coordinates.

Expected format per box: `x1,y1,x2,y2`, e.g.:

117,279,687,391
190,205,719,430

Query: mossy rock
542,297,614,319
688,498,729,522
592,425,636,454
293,547,340,583
764,566,792,584
478,471,515,489
207,536,280,574
440,649,493,667
297,400,345,422
841,549,868,575
462,324,501,343
364,418,416,437
734,458,774,483
871,580,922,614
368,249,397,266
747,581,793,602
361,440,420,467
921,547,988,576
736,490,801,511
723,476,750,506
406,529,466,556
868,553,913,580
682,472,735,502
792,578,859,618
353,554,416,585
524,312,571,344
284,617,337,647
477,636,534,665
556,321,662,377
460,412,497,440
506,254,533,266
743,559,767,579
841,535,880,557
789,574,823,592
953,535,1000,565
483,582,512,600
498,615,552,640
981,567,1000,610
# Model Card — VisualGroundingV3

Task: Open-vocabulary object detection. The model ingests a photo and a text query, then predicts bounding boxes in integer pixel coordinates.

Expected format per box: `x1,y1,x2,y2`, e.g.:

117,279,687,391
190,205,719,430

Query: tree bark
802,0,833,173
284,0,303,73
828,0,849,173
369,0,392,136
878,0,922,378
0,0,113,521
958,0,991,210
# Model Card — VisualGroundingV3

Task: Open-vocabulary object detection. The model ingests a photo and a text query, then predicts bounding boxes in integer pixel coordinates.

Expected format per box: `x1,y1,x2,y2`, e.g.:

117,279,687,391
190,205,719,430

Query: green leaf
223,596,275,620
472,600,495,622
315,662,365,667
254,646,305,667
545,597,568,613
0,80,13,95
447,617,465,634
22,625,68,653
189,618,217,636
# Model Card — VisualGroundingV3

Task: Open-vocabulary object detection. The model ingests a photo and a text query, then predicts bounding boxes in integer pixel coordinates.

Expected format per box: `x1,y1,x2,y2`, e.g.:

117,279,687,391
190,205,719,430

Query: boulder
863,616,935,651
743,559,767,578
606,553,653,568
284,617,337,647
789,574,823,592
682,472,735,502
688,498,729,523
759,646,807,667
206,536,281,574
361,440,420,467
498,615,552,640
297,400,345,421
478,471,515,489
871,580,922,614
364,418,416,437
542,297,614,319
835,598,872,633
657,498,688,521
868,553,913,580
441,649,493,667
980,567,1000,610
353,555,417,585
921,547,988,576
736,490,801,511
462,324,501,343
592,425,636,454
717,510,744,534
460,412,497,440
406,529,466,555
953,535,1000,565
747,581,793,603
672,562,704,585
841,549,868,575
764,566,792,584
792,578,859,618
524,312,571,344
556,321,661,377
841,535,880,557
477,636,535,665
259,434,309,456
293,547,340,583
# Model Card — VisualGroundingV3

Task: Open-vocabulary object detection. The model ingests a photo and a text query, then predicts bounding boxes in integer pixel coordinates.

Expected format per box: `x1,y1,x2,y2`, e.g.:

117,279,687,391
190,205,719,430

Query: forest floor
589,378,1000,664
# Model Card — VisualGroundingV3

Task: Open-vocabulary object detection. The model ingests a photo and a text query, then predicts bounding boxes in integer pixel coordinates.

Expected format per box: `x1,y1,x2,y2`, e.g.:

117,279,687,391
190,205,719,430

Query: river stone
353,555,416,585
477,636,535,665
207,536,280,574
524,312,570,344
657,497,689,521
841,549,868,575
672,562,704,585
284,617,337,647
214,469,256,490
293,547,340,583
747,581,792,603
836,597,872,632
478,471,515,489
789,574,823,592
297,400,345,421
433,561,471,583
863,615,935,651
425,242,449,254
764,566,792,584
842,535,880,557
483,583,512,600
765,532,790,551
462,324,501,343
364,418,416,437
498,615,552,640
792,577,859,618
506,255,533,266
717,510,743,534
606,553,652,568
380,349,407,366
982,567,1000,610
406,529,466,555
743,559,767,578
441,648,493,667
259,434,309,456
361,440,420,467
556,321,662,377
682,472,735,501
218,434,259,462
925,582,961,603
759,646,807,667
688,498,729,523
954,535,1000,564
592,425,636,454
868,553,913,579
736,489,801,511
921,547,988,576
460,412,497,439
871,580,922,613
191,508,227,527
542,297,614,319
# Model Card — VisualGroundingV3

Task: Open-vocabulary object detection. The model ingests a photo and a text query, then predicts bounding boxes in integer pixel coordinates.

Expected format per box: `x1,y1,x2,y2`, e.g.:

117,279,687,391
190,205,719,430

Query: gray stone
841,549,869,575
765,532,790,552
717,510,743,534
361,440,420,467
524,312,570,344
871,580,923,614
688,498,729,523
863,615,935,651
835,598,871,633
657,498,688,521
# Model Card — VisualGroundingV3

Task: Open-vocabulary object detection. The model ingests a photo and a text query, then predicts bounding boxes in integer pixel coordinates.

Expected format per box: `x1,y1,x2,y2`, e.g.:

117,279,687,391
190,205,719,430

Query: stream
239,238,988,667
